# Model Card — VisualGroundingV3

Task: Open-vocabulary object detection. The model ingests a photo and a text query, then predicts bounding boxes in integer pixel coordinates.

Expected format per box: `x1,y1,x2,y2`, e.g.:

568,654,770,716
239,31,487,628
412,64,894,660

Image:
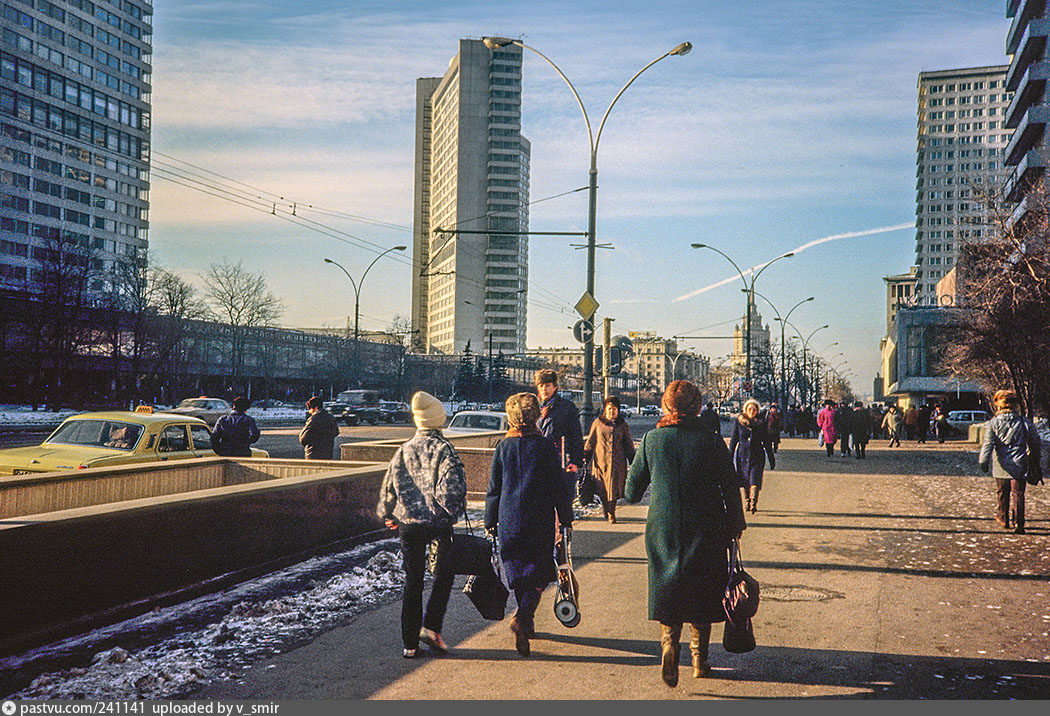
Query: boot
660,623,681,687
689,623,712,678
510,614,531,657
749,486,759,514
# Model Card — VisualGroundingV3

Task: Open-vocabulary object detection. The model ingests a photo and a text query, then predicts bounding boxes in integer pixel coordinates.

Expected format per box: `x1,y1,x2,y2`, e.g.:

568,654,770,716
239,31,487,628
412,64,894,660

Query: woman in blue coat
729,398,775,513
485,392,574,657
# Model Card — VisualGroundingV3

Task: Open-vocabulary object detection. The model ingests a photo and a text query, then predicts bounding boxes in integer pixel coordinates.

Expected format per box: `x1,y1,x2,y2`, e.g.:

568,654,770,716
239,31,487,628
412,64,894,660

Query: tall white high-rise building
1004,1,1050,215
1,0,152,298
914,67,1012,304
412,38,530,355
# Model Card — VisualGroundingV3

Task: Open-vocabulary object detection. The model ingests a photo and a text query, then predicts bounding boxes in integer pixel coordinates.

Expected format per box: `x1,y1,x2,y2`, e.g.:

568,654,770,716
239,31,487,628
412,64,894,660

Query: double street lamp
324,246,406,387
690,244,794,393
483,36,692,429
749,292,814,407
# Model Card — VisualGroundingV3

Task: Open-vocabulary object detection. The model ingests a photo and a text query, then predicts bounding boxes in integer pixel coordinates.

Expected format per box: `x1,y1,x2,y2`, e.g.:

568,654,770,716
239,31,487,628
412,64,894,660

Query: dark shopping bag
462,537,509,621
723,539,760,623
428,513,494,576
722,616,756,653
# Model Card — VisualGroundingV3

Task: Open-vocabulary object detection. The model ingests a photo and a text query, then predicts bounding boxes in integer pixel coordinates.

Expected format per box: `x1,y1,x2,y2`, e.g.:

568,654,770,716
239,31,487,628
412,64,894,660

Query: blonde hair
992,389,1020,413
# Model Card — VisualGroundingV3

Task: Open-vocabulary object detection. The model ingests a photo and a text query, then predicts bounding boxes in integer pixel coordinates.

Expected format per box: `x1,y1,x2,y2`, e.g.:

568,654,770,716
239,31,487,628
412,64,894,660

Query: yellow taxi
0,406,268,476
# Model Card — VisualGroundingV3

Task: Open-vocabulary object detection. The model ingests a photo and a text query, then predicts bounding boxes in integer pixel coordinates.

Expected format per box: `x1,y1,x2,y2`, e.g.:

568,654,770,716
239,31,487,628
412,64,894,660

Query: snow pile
4,542,405,700
0,406,76,425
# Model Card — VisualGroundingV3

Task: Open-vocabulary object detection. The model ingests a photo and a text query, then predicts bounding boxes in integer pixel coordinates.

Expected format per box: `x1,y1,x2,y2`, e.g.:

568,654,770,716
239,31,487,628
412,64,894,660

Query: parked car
166,397,232,426
640,404,661,416
379,400,411,424
945,410,990,433
0,406,268,476
335,389,384,425
444,410,509,435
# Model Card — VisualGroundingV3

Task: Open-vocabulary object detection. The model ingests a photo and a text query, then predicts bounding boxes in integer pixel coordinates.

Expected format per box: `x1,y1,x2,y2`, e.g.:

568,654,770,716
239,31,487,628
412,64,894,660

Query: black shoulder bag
427,511,494,576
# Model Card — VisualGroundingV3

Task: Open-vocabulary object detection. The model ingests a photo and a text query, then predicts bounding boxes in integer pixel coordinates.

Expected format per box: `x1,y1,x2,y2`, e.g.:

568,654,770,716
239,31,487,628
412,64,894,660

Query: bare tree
943,178,1050,416
388,314,418,400
201,259,283,382
148,267,209,401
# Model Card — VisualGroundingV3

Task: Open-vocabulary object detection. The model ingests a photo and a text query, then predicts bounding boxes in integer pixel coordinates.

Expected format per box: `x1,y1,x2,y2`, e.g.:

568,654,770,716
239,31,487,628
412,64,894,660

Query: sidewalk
197,438,1050,699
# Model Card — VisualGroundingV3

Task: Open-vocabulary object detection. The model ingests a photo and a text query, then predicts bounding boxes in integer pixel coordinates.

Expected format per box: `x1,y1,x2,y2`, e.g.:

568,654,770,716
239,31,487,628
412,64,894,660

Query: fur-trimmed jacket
729,414,775,488
377,429,467,528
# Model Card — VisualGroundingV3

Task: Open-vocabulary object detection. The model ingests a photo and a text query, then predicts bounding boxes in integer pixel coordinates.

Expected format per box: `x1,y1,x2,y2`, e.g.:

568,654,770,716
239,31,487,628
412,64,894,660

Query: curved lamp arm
324,258,360,300
691,243,748,291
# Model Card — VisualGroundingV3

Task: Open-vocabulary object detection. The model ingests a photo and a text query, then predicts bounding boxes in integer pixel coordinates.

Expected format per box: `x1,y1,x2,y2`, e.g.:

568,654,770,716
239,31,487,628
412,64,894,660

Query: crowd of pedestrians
360,369,1045,687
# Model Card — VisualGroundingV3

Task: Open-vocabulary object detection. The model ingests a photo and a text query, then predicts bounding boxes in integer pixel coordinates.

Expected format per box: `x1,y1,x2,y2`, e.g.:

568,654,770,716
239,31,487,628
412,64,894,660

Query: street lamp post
690,245,794,394
484,36,692,431
751,293,814,407
790,325,829,408
324,246,406,387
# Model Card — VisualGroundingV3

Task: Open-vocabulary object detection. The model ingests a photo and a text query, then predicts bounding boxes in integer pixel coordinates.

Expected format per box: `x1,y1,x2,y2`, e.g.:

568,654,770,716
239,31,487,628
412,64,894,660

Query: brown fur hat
661,380,703,419
506,392,540,429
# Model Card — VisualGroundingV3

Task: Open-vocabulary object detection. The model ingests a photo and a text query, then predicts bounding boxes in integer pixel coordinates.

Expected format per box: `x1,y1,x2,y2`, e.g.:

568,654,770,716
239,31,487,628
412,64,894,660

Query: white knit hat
412,391,446,429
742,398,761,412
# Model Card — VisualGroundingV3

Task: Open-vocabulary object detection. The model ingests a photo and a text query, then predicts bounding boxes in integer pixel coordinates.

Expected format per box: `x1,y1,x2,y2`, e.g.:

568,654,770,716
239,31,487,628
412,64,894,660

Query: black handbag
1020,420,1044,486
428,513,493,576
462,537,509,621
722,539,758,654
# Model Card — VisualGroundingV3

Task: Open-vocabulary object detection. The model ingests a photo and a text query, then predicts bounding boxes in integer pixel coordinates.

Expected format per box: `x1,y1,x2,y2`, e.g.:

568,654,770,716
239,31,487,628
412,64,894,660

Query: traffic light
608,347,623,375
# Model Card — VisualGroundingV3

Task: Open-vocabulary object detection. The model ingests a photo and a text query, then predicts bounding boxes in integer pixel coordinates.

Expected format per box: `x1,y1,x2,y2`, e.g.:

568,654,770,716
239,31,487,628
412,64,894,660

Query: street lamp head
805,296,815,302
393,245,407,251
782,252,795,259
483,36,516,50
690,243,705,249
323,258,334,264
670,42,692,56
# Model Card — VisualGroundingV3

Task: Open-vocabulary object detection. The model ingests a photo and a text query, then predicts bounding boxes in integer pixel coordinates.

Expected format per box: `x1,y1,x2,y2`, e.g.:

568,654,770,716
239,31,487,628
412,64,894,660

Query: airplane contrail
673,222,913,303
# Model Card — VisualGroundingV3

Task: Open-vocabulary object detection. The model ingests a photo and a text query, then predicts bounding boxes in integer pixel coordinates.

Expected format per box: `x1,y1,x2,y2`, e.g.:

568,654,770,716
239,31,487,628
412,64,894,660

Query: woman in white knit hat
377,391,467,658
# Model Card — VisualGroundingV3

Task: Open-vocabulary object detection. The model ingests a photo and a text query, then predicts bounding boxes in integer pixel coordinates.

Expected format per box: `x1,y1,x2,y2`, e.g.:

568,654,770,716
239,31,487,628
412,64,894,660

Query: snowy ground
0,503,599,700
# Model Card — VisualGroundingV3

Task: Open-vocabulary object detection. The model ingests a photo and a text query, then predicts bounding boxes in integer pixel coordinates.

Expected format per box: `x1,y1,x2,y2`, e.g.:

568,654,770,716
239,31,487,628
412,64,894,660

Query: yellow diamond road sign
574,291,599,319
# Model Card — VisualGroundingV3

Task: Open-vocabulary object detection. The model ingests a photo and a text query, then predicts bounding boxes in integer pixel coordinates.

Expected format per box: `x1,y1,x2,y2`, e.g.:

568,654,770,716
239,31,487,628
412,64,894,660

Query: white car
945,410,990,432
444,410,509,435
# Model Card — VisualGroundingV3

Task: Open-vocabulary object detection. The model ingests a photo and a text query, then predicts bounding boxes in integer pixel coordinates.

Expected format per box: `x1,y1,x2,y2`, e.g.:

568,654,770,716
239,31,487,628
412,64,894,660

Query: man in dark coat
833,402,853,456
486,392,574,657
917,404,932,444
627,380,746,687
850,401,872,459
211,396,260,457
534,369,584,561
698,402,720,435
299,395,341,460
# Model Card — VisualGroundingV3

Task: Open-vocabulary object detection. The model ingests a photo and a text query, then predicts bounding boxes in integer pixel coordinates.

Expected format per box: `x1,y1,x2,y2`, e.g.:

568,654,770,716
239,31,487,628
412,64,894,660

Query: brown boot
660,623,681,687
510,614,530,657
690,623,712,677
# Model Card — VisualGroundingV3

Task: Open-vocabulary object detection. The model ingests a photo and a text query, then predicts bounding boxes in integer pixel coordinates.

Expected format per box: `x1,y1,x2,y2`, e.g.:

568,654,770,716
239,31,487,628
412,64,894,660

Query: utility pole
603,317,613,400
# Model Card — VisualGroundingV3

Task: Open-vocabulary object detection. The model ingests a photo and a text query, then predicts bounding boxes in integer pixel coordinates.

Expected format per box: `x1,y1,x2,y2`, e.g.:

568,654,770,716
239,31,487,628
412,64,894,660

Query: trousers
995,478,1026,528
398,522,454,649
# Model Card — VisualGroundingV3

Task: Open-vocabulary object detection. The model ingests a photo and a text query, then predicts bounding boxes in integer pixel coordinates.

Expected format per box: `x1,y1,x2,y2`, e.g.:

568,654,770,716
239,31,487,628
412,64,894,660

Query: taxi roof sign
134,404,154,413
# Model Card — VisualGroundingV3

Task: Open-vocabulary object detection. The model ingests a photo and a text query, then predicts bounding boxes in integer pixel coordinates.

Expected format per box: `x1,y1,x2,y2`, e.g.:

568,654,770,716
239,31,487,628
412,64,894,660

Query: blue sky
147,0,1011,394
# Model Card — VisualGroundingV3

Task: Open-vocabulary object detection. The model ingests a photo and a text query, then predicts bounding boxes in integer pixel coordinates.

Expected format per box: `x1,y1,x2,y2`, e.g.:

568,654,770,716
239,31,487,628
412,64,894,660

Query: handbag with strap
722,539,758,654
1019,419,1044,486
427,512,494,576
462,536,509,621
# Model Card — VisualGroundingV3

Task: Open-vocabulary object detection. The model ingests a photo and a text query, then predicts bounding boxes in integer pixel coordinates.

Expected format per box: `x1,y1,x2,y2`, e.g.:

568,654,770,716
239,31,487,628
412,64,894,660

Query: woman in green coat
626,380,747,688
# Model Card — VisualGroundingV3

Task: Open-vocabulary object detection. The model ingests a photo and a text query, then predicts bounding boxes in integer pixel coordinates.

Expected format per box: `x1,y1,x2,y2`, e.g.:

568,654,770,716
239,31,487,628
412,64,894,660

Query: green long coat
626,422,747,624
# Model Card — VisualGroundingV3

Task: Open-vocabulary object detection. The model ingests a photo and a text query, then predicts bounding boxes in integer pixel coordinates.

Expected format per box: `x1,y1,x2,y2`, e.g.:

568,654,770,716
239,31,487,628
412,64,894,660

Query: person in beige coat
584,396,636,523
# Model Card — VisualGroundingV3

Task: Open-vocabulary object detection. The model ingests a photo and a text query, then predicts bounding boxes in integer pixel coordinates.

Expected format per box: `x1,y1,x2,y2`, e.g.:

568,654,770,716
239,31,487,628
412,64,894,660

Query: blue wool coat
485,434,574,591
537,394,585,470
729,415,775,489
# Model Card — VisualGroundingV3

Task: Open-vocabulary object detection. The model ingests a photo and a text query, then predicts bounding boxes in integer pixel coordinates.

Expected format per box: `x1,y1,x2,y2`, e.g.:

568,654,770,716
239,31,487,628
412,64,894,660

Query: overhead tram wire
150,171,573,316
150,154,582,314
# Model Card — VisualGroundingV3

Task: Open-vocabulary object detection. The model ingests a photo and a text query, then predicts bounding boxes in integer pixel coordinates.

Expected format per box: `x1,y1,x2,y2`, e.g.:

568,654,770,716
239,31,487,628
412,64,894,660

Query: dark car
379,400,411,424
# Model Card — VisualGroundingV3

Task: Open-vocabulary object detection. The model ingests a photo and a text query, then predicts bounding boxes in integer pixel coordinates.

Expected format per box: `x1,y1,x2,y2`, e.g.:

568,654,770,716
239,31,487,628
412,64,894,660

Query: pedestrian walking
376,391,467,658
850,401,871,459
800,405,816,439
817,401,837,457
534,369,584,558
978,389,1042,535
869,404,886,440
583,395,635,523
932,403,948,443
767,402,782,454
626,380,747,687
835,402,855,456
299,395,340,460
698,402,720,435
917,404,932,444
785,404,798,437
882,405,902,447
903,405,918,441
486,392,574,657
729,398,776,513
210,396,260,457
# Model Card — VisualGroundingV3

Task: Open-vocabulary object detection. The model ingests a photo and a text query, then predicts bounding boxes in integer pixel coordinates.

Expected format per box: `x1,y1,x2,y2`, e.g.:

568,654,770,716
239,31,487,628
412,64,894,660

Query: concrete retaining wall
0,458,388,656
340,432,503,497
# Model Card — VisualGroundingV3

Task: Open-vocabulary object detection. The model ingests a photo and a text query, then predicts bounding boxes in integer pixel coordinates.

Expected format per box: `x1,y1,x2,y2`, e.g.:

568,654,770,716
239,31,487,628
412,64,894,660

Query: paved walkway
199,438,1050,699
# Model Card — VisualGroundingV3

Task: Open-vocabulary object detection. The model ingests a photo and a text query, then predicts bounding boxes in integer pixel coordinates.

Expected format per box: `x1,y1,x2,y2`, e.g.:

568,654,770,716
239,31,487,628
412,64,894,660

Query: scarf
539,395,557,420
506,424,542,439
